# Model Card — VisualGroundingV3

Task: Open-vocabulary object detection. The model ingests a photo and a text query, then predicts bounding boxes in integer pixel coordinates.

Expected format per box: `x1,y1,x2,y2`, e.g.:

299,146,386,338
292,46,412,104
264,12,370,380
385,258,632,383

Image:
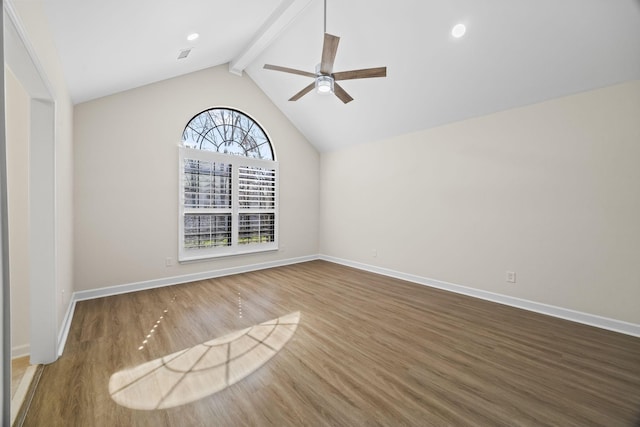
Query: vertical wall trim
29,99,57,364
4,0,60,366
0,0,13,421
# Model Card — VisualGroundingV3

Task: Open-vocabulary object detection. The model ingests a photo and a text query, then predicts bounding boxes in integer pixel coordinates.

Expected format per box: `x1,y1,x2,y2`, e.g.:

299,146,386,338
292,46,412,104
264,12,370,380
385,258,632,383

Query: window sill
178,245,279,264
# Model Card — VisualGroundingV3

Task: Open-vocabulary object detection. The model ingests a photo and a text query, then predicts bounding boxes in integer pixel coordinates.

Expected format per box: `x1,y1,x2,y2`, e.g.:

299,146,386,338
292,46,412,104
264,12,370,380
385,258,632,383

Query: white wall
74,65,319,291
5,67,29,357
320,80,640,325
8,0,75,359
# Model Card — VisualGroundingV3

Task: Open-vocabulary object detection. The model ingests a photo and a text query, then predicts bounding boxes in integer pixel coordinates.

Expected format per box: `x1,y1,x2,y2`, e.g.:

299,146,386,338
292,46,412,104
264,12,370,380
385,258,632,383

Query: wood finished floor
12,356,30,399
24,260,640,426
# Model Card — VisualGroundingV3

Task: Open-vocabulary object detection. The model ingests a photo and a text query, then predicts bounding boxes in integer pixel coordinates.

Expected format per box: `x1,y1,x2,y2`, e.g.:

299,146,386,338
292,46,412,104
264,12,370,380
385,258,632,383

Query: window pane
238,166,276,209
182,108,273,160
183,159,231,209
238,213,275,245
184,214,232,249
179,108,277,261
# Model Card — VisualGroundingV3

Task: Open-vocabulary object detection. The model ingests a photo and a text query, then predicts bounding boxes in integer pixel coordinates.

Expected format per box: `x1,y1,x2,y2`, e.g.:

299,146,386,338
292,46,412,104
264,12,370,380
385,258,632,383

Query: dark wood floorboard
23,260,640,426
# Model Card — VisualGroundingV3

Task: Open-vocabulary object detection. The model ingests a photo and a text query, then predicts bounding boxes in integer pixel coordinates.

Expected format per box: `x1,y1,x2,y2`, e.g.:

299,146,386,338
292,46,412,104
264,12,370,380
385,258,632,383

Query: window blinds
179,148,278,261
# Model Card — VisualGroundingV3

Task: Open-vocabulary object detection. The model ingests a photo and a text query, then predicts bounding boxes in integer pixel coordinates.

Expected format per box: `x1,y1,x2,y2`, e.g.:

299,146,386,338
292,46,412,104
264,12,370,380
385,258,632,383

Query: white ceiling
41,0,640,152
41,0,284,103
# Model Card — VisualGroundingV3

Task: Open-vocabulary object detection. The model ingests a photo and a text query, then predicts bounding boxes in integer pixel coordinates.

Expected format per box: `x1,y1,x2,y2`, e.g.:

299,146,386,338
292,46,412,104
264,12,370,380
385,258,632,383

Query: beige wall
73,65,319,291
5,67,30,356
320,80,640,324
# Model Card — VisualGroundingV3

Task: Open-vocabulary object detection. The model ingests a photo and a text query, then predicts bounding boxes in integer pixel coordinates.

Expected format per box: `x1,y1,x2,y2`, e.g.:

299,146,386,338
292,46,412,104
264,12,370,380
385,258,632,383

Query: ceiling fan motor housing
263,33,386,103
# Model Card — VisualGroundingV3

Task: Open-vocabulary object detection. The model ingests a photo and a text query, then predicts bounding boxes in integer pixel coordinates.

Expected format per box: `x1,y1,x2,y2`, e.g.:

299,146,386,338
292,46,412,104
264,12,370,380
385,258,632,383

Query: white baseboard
55,253,639,358
11,344,30,359
319,255,640,338
73,255,318,302
58,297,77,356
57,255,319,355
16,296,76,358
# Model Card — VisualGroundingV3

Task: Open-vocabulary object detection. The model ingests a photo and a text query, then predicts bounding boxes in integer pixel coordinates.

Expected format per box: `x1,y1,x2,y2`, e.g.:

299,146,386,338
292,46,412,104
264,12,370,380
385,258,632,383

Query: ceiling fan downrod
262,0,387,104
324,0,327,34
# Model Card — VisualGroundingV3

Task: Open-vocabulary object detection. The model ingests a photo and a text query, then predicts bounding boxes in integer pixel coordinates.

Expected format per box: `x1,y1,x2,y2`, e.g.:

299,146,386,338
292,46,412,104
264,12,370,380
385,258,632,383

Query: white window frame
178,147,279,262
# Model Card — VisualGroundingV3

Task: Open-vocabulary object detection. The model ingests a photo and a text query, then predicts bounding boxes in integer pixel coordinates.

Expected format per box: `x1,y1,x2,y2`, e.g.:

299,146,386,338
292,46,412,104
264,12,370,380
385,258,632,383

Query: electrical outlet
506,271,516,283
165,257,174,267
372,249,377,258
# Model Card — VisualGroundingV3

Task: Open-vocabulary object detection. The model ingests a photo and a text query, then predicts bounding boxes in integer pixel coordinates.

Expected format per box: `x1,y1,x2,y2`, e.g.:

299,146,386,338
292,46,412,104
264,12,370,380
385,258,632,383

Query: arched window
182,108,274,160
179,108,278,261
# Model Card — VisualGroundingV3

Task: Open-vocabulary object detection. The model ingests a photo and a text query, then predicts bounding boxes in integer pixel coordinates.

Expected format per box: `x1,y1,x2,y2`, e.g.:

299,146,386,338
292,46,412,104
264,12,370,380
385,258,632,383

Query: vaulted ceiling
42,0,640,151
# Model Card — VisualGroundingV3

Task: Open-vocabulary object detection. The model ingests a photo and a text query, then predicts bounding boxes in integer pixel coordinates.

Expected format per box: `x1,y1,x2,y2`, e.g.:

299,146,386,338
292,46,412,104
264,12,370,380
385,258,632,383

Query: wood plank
11,356,30,398
23,261,640,426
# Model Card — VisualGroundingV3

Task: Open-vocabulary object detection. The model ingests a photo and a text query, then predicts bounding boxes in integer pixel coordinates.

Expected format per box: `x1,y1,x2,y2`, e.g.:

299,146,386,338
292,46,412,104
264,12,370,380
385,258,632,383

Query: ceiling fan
263,0,386,104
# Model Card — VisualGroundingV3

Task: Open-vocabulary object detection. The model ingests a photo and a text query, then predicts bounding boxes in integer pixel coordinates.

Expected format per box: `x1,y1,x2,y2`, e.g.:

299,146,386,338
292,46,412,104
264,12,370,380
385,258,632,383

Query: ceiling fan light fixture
315,75,334,94
262,0,386,104
451,23,466,38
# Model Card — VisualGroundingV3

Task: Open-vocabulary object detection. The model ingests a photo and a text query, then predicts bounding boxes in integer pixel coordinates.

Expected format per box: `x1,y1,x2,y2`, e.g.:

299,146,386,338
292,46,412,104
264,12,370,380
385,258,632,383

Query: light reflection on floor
138,294,176,351
109,311,300,410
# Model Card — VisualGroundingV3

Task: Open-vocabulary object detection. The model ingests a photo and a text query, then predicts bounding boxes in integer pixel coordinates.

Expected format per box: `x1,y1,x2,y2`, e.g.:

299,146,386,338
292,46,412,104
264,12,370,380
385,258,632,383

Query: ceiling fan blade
264,64,316,78
289,82,316,101
333,67,387,81
320,33,340,74
333,83,354,104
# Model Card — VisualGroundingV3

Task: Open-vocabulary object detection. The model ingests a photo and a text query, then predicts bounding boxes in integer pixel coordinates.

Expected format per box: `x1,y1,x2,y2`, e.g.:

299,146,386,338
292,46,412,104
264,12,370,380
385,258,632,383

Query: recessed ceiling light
451,24,466,38
187,33,199,41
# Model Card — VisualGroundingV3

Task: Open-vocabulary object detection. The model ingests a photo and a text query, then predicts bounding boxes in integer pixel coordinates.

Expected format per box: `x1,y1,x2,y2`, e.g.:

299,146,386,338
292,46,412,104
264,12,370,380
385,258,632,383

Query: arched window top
182,108,274,160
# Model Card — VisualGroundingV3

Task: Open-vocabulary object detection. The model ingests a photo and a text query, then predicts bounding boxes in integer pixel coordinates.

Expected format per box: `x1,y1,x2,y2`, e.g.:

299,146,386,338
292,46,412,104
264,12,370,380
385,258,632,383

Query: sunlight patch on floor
109,311,301,410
